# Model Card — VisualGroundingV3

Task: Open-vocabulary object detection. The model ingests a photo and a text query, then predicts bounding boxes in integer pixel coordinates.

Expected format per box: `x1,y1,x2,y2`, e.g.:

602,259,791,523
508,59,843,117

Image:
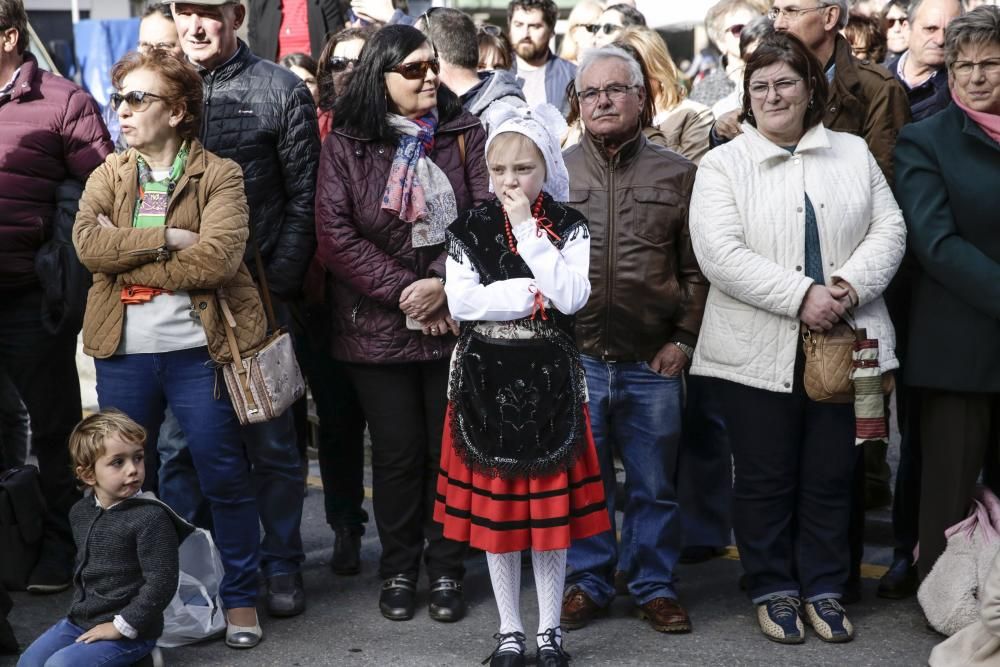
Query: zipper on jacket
603,158,617,358
200,72,214,140
351,297,364,324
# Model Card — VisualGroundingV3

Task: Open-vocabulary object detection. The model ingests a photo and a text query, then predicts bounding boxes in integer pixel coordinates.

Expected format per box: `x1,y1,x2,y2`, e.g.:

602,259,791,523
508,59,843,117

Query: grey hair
575,46,645,91
944,4,1000,70
819,0,850,29
908,0,966,23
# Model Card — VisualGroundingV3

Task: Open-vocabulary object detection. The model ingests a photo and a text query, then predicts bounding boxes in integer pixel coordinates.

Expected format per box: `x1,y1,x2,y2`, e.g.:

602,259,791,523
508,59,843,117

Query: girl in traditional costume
433,103,610,667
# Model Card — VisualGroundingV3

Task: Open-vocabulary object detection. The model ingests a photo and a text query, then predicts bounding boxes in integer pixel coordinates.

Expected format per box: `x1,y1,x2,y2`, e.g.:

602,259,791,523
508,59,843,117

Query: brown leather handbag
802,321,858,404
801,314,893,404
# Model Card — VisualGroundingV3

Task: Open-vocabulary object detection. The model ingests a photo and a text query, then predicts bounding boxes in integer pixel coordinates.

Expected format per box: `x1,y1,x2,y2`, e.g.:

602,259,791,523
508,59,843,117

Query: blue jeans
157,399,305,577
95,347,261,608
158,300,305,577
17,618,155,667
566,355,683,606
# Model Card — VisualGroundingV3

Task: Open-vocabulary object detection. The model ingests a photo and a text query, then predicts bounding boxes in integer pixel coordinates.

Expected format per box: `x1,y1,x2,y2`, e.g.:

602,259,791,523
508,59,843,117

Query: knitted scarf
381,111,457,248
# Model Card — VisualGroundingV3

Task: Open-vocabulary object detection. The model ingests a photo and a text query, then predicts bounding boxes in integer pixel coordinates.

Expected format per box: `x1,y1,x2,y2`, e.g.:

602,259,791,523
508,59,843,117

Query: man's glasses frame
577,83,638,106
767,5,831,21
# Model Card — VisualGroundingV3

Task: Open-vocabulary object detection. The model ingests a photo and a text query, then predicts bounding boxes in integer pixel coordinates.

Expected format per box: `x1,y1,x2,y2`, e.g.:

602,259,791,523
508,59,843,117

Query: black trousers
891,386,922,562
348,359,465,581
918,389,1000,580
713,368,855,602
0,287,81,568
295,327,368,534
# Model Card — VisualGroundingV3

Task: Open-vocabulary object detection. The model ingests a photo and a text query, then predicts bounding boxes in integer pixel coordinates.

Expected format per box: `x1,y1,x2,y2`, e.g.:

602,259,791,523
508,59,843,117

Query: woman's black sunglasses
328,56,357,72
385,58,440,80
109,90,166,112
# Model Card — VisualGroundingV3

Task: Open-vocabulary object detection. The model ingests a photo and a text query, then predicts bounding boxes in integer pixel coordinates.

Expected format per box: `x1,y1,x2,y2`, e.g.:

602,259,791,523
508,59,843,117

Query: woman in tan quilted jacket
72,50,267,649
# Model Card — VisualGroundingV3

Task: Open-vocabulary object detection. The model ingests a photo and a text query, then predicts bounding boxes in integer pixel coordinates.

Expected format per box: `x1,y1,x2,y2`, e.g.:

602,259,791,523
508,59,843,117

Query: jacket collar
119,139,208,178
3,52,38,104
580,126,646,169
957,102,1000,152
830,35,863,103
195,40,251,84
739,122,831,165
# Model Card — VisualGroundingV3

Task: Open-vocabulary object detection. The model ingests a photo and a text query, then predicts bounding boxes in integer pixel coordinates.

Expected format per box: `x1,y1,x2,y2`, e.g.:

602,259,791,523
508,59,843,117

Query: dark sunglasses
726,23,745,37
385,58,440,80
110,90,166,112
883,16,906,29
478,24,503,37
328,56,357,72
586,23,621,36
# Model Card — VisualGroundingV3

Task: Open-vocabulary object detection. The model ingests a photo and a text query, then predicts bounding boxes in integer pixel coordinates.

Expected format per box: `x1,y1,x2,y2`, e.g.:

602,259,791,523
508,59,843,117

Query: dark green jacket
894,102,1000,391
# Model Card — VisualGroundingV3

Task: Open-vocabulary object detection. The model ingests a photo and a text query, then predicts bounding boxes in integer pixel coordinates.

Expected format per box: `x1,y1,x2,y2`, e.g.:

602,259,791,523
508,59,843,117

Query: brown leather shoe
560,587,607,630
637,597,692,633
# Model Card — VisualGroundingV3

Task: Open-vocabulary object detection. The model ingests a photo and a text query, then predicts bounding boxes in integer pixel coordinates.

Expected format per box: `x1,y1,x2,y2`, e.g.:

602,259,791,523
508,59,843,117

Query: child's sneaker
756,595,804,644
804,598,854,643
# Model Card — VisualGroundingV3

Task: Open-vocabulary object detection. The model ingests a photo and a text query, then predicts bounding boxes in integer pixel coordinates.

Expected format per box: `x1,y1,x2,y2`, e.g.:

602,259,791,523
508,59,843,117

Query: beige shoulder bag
217,248,305,425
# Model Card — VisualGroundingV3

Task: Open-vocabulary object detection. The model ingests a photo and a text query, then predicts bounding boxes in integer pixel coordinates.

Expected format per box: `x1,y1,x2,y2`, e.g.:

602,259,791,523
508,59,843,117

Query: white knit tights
532,548,566,648
486,551,523,654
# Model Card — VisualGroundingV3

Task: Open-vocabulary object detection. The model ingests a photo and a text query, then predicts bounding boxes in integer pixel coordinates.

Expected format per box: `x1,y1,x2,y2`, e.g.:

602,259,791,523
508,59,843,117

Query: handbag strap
251,244,278,333
216,290,259,414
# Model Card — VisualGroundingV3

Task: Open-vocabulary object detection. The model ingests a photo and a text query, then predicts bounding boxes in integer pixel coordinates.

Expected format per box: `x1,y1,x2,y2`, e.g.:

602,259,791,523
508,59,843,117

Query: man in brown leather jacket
561,46,709,635
771,0,911,180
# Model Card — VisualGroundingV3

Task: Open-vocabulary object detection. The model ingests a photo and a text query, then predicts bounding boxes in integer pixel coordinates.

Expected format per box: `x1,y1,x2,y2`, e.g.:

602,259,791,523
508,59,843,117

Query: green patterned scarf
134,141,189,228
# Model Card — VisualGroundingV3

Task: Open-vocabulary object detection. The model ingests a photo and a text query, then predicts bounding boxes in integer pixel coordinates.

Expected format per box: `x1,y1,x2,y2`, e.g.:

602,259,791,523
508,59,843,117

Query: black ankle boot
331,527,361,575
428,576,465,622
482,631,526,667
379,575,416,621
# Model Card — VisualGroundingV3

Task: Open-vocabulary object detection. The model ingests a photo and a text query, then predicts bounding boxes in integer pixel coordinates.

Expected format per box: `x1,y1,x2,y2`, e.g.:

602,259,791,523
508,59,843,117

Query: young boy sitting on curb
18,409,193,667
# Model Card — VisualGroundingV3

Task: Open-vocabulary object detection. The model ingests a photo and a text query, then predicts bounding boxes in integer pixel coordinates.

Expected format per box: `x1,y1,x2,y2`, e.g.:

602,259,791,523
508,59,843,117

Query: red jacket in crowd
0,53,112,290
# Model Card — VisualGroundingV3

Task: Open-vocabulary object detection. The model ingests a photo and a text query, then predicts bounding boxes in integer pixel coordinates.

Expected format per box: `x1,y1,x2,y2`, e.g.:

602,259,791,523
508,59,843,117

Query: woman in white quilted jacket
688,32,905,646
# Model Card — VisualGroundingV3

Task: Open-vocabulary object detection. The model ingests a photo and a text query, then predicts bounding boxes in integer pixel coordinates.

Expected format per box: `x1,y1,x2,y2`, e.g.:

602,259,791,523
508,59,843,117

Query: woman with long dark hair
314,24,490,622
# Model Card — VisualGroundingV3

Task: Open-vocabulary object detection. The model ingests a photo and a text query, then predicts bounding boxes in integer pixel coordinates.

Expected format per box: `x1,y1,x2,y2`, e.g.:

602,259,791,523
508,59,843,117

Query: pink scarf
952,90,1000,144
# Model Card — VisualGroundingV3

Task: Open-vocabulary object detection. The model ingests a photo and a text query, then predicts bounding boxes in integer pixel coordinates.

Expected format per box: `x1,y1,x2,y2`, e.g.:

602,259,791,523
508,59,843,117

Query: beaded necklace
502,192,561,254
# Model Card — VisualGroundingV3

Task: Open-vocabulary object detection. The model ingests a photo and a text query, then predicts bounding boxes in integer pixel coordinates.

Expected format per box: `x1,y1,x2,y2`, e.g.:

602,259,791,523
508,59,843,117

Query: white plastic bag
157,528,227,647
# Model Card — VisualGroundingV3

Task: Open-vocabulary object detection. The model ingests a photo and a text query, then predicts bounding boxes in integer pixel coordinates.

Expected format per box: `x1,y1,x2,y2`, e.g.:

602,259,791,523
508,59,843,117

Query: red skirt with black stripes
433,403,611,554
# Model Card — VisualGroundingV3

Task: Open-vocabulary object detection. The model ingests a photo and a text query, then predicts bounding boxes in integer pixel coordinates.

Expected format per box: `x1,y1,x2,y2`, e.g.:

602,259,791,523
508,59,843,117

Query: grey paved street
4,464,940,667
3,362,940,665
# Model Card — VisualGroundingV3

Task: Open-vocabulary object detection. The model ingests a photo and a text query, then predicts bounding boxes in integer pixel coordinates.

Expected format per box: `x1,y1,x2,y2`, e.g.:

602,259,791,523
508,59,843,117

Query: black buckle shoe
877,557,918,599
380,575,417,621
481,631,526,667
428,576,465,622
536,627,571,667
331,528,361,575
265,572,305,617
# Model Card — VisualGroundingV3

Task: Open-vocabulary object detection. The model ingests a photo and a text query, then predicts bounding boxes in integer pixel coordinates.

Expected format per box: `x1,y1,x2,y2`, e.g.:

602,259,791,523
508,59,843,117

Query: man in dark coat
0,0,112,592
877,0,964,602
247,0,345,62
166,0,320,618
